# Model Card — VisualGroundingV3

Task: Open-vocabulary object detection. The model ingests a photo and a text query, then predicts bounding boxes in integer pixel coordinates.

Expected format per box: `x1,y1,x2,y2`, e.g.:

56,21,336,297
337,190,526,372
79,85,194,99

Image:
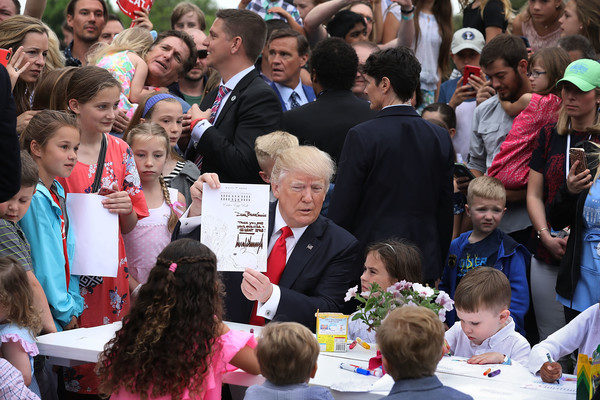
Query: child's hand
467,352,505,364
268,6,291,18
540,361,562,383
112,110,130,134
102,183,133,215
64,316,79,330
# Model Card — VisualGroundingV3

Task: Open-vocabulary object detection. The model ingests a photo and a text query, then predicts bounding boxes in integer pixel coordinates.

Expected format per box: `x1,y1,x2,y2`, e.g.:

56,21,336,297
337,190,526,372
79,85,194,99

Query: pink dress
111,329,257,400
122,187,179,284
488,93,562,189
96,51,138,119
521,18,562,53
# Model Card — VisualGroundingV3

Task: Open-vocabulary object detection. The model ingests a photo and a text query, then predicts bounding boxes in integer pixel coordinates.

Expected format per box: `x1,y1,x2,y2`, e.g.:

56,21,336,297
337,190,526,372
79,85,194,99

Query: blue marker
340,362,371,376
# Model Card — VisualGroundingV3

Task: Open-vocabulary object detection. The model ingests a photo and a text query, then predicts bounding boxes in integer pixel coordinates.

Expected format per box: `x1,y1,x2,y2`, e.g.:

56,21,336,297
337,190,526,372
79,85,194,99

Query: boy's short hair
376,307,444,381
254,131,299,170
454,267,511,314
256,322,320,385
467,175,506,205
20,151,38,189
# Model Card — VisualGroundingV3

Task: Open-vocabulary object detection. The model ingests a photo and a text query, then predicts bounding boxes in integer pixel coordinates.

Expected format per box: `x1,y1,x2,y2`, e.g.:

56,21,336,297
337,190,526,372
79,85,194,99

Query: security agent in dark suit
174,146,359,331
281,38,375,166
185,9,282,184
328,47,454,283
0,64,20,201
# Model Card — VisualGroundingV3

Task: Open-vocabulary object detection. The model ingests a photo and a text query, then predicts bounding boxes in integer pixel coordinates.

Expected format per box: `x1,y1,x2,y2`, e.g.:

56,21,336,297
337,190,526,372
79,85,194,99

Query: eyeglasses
198,49,208,59
527,70,547,78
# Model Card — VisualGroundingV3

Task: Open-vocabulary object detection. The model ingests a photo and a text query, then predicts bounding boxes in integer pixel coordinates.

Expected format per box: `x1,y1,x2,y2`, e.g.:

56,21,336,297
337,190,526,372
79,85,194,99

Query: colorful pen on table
483,368,491,376
487,369,501,378
355,337,370,349
546,353,561,384
339,363,383,377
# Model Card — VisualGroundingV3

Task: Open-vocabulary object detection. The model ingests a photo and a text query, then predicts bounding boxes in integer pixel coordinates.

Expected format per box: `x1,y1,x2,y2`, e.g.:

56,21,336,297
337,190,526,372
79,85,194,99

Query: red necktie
249,226,293,325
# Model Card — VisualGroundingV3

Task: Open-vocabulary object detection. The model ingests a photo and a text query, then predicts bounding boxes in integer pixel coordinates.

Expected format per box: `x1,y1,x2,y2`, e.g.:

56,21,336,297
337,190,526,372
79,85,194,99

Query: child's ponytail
159,175,181,232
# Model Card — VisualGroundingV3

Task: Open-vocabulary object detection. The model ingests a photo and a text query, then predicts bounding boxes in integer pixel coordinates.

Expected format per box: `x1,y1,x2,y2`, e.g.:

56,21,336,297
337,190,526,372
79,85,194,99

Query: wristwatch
536,227,549,239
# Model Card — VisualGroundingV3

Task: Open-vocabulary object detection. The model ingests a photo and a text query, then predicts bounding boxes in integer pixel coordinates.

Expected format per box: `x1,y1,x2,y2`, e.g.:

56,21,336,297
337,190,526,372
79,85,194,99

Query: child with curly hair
0,256,43,397
97,239,261,399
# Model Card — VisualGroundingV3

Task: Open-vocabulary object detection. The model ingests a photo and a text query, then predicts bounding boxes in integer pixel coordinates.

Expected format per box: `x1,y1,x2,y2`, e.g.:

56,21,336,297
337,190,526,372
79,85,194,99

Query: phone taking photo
0,48,11,68
462,65,481,86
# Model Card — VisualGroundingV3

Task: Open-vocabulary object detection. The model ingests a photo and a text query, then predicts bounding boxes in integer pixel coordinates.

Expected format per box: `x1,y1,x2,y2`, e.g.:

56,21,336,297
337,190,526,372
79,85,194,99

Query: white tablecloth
36,322,575,399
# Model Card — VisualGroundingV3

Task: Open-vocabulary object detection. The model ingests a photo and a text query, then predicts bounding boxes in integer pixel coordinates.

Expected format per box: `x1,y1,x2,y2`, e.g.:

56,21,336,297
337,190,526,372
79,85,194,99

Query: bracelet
401,6,414,14
190,118,206,131
401,12,414,20
536,227,549,239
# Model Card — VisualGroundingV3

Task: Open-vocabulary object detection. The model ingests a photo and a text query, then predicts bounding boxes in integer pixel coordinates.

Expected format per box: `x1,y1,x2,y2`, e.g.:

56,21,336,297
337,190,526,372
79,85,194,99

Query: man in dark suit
328,47,454,283
175,146,359,330
0,64,20,202
268,29,315,111
281,38,375,165
186,9,281,184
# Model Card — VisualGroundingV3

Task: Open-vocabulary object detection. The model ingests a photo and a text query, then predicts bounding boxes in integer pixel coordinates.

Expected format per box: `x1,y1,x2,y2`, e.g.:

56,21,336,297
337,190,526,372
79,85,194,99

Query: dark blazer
269,81,316,111
382,376,473,400
328,105,454,282
185,69,282,183
281,89,375,165
174,202,359,331
0,64,20,202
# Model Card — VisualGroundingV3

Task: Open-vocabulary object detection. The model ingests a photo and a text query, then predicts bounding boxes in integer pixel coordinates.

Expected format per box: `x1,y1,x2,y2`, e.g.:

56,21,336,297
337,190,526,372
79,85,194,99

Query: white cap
451,28,485,54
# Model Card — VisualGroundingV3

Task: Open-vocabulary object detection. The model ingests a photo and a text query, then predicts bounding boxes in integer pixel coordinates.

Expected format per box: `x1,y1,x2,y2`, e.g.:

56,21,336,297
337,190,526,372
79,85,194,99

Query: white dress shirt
256,203,307,320
190,65,256,145
445,317,531,366
274,80,309,110
528,303,600,374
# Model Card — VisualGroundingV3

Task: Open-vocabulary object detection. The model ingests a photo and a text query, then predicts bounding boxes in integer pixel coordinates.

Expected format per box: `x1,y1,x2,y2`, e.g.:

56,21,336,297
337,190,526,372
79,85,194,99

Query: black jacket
0,64,20,202
548,183,587,301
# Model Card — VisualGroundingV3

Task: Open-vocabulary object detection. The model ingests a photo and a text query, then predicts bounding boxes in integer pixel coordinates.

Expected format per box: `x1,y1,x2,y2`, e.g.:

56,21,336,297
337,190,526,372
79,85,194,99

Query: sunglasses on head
198,49,208,59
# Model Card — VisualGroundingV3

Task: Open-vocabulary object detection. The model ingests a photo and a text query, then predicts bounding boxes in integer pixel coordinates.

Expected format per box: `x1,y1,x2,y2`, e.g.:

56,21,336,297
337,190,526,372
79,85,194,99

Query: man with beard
175,29,209,107
64,0,107,66
468,34,532,243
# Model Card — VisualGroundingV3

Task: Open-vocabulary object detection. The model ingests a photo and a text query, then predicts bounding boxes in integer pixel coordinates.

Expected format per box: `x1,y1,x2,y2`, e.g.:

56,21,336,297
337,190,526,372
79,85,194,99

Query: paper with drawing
201,183,269,272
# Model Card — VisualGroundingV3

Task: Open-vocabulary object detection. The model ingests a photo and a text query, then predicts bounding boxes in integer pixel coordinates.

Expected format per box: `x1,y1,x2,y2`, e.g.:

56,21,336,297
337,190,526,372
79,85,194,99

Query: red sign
117,0,154,19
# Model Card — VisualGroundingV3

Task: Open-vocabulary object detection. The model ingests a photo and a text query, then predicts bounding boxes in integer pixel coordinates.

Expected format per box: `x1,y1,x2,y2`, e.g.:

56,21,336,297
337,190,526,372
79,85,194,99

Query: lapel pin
307,244,313,250
230,95,237,101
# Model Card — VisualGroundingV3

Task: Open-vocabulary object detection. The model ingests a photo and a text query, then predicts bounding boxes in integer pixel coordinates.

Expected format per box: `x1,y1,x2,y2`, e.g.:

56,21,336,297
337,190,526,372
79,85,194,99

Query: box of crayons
315,311,348,352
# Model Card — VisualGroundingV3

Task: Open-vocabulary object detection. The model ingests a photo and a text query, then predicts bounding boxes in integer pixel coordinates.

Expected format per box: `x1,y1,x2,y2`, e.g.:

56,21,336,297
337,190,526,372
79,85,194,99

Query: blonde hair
271,146,335,186
88,27,154,65
454,267,511,314
43,23,65,70
467,175,506,205
257,322,320,385
0,16,48,114
457,0,513,21
556,88,600,136
0,257,42,336
254,131,299,170
376,307,444,380
125,123,179,232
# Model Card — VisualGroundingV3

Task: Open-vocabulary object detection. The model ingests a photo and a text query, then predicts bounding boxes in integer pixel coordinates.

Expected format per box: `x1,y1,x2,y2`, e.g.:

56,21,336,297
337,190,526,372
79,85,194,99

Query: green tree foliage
42,0,217,43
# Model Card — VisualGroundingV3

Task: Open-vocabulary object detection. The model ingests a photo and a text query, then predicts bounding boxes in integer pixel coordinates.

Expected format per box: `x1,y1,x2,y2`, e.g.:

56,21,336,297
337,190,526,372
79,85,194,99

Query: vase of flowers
345,280,454,333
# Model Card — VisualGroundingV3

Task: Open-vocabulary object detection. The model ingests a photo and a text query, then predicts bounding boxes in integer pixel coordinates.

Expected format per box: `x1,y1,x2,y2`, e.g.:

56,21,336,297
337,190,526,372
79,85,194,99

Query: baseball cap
451,28,485,55
556,59,600,92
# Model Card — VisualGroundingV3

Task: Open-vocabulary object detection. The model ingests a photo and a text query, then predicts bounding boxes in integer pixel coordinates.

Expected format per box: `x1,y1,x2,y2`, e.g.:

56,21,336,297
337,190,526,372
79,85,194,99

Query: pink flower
438,308,447,322
435,291,454,311
412,283,435,298
397,280,412,291
344,285,358,302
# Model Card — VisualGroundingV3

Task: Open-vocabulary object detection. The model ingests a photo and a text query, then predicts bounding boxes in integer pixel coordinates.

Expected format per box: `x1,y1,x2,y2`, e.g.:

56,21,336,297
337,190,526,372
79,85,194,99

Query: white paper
521,376,576,394
66,193,119,277
200,183,269,272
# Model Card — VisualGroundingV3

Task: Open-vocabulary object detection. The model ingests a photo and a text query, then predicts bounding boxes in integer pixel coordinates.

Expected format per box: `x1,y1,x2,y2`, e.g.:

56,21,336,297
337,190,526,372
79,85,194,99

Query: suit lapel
278,217,326,288
213,70,258,127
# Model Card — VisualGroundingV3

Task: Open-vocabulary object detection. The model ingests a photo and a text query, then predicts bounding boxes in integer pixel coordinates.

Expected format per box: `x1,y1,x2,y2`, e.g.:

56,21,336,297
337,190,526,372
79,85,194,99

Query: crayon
349,339,357,350
487,369,501,378
356,337,370,349
483,368,491,376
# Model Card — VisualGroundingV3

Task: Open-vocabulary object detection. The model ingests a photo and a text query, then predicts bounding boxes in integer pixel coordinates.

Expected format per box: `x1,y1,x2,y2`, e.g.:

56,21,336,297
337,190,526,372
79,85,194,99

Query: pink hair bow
169,263,178,273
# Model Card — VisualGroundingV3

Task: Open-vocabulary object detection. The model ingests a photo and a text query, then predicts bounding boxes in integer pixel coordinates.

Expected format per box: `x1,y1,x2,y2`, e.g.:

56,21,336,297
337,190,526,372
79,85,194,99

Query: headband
383,243,396,254
143,93,178,117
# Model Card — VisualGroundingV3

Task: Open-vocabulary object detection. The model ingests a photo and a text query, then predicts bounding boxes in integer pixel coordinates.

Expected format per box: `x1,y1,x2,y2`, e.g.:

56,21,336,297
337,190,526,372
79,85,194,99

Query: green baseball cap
556,59,600,92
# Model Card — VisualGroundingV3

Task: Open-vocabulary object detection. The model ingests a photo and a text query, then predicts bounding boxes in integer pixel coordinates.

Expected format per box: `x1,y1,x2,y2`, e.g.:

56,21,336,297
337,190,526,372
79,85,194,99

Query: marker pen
340,362,371,376
487,369,501,378
356,337,370,349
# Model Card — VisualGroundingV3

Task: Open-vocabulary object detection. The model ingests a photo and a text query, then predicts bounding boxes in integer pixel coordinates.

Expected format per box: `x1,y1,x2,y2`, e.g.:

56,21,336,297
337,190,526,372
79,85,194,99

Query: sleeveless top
521,18,561,53
96,51,138,119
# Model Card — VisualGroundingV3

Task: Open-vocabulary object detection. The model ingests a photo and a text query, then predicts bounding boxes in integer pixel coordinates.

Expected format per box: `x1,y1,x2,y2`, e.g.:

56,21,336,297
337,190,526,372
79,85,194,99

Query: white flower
438,308,447,322
360,290,371,297
397,280,412,291
344,285,358,302
412,283,435,298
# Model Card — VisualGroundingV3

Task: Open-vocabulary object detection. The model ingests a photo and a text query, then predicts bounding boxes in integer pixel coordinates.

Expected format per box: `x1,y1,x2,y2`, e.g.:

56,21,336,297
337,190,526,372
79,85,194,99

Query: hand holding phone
569,148,587,175
454,163,476,180
0,48,11,68
463,65,482,86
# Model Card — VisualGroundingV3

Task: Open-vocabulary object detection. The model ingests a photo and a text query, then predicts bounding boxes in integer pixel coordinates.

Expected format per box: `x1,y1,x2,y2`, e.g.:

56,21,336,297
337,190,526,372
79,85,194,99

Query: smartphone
462,65,481,86
454,163,476,180
0,48,11,68
569,147,587,175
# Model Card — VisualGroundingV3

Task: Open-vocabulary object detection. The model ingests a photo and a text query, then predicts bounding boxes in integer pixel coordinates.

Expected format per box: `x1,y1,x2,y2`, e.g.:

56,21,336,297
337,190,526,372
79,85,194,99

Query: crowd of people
0,0,600,398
